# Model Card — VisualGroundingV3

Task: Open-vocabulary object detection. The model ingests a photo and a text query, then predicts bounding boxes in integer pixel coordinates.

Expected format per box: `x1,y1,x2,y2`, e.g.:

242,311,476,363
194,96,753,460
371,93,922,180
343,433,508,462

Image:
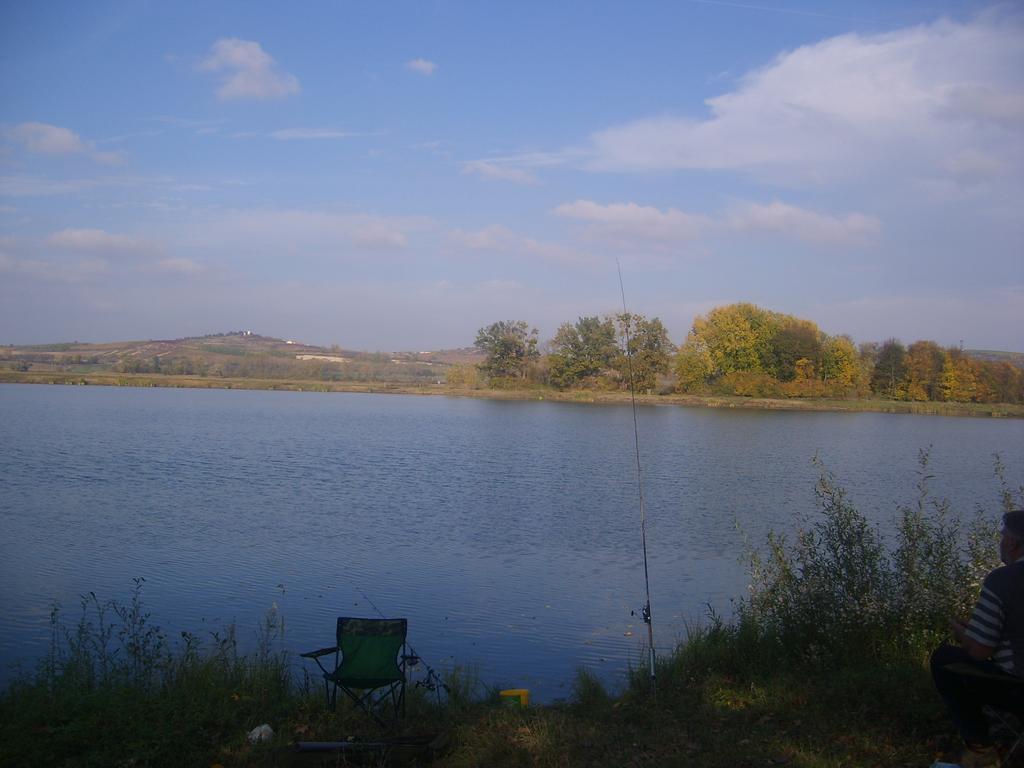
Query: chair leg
1000,731,1022,766
985,707,1023,766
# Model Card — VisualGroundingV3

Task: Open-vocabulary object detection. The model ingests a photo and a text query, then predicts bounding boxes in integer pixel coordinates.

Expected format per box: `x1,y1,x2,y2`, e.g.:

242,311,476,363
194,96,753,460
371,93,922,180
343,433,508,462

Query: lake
1,383,1021,701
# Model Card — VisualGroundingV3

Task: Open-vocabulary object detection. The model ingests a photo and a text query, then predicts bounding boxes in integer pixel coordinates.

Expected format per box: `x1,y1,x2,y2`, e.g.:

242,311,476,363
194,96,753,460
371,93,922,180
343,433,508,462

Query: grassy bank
3,457,1021,766
0,599,962,768
3,369,1022,419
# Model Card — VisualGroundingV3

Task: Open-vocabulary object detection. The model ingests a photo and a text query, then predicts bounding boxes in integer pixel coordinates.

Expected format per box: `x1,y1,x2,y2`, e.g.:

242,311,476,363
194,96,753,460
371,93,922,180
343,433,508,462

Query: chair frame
946,662,1024,766
301,617,417,727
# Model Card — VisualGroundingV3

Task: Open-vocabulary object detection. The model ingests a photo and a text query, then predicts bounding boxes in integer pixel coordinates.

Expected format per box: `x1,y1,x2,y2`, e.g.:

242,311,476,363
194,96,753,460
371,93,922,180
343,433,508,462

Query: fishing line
616,259,657,694
344,576,451,702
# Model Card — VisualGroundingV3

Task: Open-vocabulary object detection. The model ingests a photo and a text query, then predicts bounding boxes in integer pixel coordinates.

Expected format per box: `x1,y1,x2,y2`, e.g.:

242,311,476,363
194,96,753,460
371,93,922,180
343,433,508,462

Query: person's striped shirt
965,557,1024,676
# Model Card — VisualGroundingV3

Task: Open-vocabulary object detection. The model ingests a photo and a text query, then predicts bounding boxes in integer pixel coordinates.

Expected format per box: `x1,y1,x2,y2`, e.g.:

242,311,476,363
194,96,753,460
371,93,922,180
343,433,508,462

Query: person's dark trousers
931,642,1022,747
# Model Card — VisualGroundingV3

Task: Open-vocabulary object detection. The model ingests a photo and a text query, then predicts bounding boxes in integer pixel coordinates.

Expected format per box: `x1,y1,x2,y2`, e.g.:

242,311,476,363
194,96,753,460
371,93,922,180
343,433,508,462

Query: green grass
0,620,959,767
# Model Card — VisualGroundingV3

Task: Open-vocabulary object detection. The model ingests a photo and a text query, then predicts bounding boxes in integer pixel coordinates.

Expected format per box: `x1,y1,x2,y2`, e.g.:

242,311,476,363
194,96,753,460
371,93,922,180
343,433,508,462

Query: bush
0,580,296,766
740,450,1008,668
446,363,482,388
714,371,782,398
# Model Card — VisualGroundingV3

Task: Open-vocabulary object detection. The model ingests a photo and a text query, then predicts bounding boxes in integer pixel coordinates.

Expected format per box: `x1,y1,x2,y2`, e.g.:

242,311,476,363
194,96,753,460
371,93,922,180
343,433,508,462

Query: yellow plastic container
499,688,529,708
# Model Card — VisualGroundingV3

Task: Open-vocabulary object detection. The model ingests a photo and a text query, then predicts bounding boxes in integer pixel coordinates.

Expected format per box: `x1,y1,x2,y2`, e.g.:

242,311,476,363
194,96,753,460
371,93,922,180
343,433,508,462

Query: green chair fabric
301,617,411,726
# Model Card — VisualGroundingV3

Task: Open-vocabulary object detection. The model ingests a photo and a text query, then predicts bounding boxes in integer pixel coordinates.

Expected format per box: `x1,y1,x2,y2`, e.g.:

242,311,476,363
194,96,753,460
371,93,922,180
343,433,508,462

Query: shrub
740,450,1008,668
714,371,782,398
446,363,482,388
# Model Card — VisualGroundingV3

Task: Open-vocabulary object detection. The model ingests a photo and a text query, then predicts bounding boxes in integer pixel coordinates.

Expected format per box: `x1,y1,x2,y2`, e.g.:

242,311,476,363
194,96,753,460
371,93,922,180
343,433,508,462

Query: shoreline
1,369,1021,419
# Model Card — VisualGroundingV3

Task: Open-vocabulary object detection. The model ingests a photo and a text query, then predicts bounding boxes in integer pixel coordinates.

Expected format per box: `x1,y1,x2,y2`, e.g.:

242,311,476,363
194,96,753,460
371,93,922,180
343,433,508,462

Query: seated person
931,509,1024,765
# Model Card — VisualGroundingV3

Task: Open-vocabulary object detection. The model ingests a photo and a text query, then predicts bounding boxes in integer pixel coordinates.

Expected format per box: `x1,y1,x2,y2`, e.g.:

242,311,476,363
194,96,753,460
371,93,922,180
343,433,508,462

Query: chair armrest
300,646,339,659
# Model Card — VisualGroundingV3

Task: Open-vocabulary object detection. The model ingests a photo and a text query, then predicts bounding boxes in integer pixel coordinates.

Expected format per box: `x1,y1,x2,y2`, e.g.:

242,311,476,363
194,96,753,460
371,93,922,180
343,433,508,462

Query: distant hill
965,349,1024,370
0,332,485,384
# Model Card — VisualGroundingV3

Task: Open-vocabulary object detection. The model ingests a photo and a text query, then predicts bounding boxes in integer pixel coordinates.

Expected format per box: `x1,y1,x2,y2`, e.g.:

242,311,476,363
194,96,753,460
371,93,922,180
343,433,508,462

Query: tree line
463,303,1024,404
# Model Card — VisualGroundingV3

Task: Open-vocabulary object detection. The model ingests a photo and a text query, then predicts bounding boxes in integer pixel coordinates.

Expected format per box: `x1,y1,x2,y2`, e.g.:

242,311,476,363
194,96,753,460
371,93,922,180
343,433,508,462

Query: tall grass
619,451,1021,760
0,579,299,766
0,578,482,766
737,449,1008,668
600,453,1021,766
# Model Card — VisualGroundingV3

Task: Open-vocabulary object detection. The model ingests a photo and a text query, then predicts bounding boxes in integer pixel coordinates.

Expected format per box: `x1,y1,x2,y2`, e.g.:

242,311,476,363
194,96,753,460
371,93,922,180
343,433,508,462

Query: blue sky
1,1,1021,351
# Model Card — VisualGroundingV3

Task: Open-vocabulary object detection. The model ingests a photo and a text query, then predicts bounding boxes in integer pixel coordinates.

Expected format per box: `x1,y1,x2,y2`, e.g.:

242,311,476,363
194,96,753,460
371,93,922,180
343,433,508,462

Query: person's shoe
958,743,1001,768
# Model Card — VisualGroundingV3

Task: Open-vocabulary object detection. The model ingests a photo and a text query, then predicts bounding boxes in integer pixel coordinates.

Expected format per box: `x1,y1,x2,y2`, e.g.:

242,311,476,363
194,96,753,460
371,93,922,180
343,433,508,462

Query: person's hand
949,618,967,642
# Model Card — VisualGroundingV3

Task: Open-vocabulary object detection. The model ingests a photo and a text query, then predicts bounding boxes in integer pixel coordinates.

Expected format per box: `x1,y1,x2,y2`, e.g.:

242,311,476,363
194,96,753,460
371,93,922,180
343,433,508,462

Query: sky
1,1,1021,352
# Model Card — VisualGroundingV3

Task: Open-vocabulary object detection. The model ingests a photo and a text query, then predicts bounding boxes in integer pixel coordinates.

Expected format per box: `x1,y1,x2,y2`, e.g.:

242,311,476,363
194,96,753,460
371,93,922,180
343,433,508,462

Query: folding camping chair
945,662,1024,766
301,617,416,727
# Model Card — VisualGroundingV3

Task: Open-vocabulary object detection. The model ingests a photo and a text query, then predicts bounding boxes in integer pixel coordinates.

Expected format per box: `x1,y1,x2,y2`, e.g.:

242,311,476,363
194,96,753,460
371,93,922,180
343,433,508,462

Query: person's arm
950,618,997,660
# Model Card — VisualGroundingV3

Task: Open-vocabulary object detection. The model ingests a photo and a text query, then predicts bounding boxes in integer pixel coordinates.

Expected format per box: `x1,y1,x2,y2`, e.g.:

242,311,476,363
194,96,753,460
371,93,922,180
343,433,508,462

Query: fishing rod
616,260,656,694
345,578,451,702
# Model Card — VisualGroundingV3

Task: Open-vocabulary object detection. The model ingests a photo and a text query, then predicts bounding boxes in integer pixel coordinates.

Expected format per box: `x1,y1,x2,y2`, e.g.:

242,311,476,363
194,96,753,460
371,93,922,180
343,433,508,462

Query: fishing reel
414,667,451,695
630,601,652,625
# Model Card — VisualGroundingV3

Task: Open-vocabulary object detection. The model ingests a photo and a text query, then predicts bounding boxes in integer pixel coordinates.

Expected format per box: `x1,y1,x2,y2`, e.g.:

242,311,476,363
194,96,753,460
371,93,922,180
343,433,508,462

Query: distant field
0,332,483,385
966,349,1024,368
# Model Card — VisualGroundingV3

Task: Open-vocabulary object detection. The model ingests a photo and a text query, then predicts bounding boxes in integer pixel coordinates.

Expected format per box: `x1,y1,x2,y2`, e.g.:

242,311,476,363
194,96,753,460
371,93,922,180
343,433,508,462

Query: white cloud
196,209,422,253
271,128,354,140
552,198,879,249
0,176,86,197
520,238,595,265
477,279,522,292
939,84,1024,128
5,123,123,164
7,122,87,154
582,12,1024,190
47,228,148,254
407,58,437,75
462,160,539,185
450,225,595,265
554,200,708,243
200,38,300,101
0,253,108,282
157,257,205,275
451,225,516,251
351,222,408,248
729,201,880,244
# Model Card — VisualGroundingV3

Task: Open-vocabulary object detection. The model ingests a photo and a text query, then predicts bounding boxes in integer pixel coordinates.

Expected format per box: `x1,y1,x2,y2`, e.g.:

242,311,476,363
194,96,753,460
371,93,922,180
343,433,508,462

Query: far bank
1,369,1021,419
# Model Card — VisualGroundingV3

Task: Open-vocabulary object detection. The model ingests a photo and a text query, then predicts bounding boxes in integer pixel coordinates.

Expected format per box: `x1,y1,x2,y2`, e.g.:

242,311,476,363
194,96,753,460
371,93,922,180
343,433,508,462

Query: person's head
1000,510,1024,565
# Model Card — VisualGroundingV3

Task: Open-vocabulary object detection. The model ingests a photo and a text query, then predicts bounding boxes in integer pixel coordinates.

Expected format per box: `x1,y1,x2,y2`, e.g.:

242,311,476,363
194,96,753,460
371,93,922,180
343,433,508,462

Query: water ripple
1,384,1021,700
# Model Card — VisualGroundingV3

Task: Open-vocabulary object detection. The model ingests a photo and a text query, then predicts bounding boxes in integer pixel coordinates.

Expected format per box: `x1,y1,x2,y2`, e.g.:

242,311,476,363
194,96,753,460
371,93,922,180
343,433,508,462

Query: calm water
1,384,1022,700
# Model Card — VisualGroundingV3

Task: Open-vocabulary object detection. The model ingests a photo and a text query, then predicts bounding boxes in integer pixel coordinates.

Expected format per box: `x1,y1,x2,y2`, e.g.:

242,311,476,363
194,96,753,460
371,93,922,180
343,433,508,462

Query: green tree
976,361,1024,404
474,320,539,382
446,363,480,389
903,340,944,401
870,339,906,398
690,303,774,375
613,313,675,392
547,316,618,389
940,348,978,402
793,357,816,381
821,335,858,388
674,337,714,393
939,352,959,402
768,319,822,382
